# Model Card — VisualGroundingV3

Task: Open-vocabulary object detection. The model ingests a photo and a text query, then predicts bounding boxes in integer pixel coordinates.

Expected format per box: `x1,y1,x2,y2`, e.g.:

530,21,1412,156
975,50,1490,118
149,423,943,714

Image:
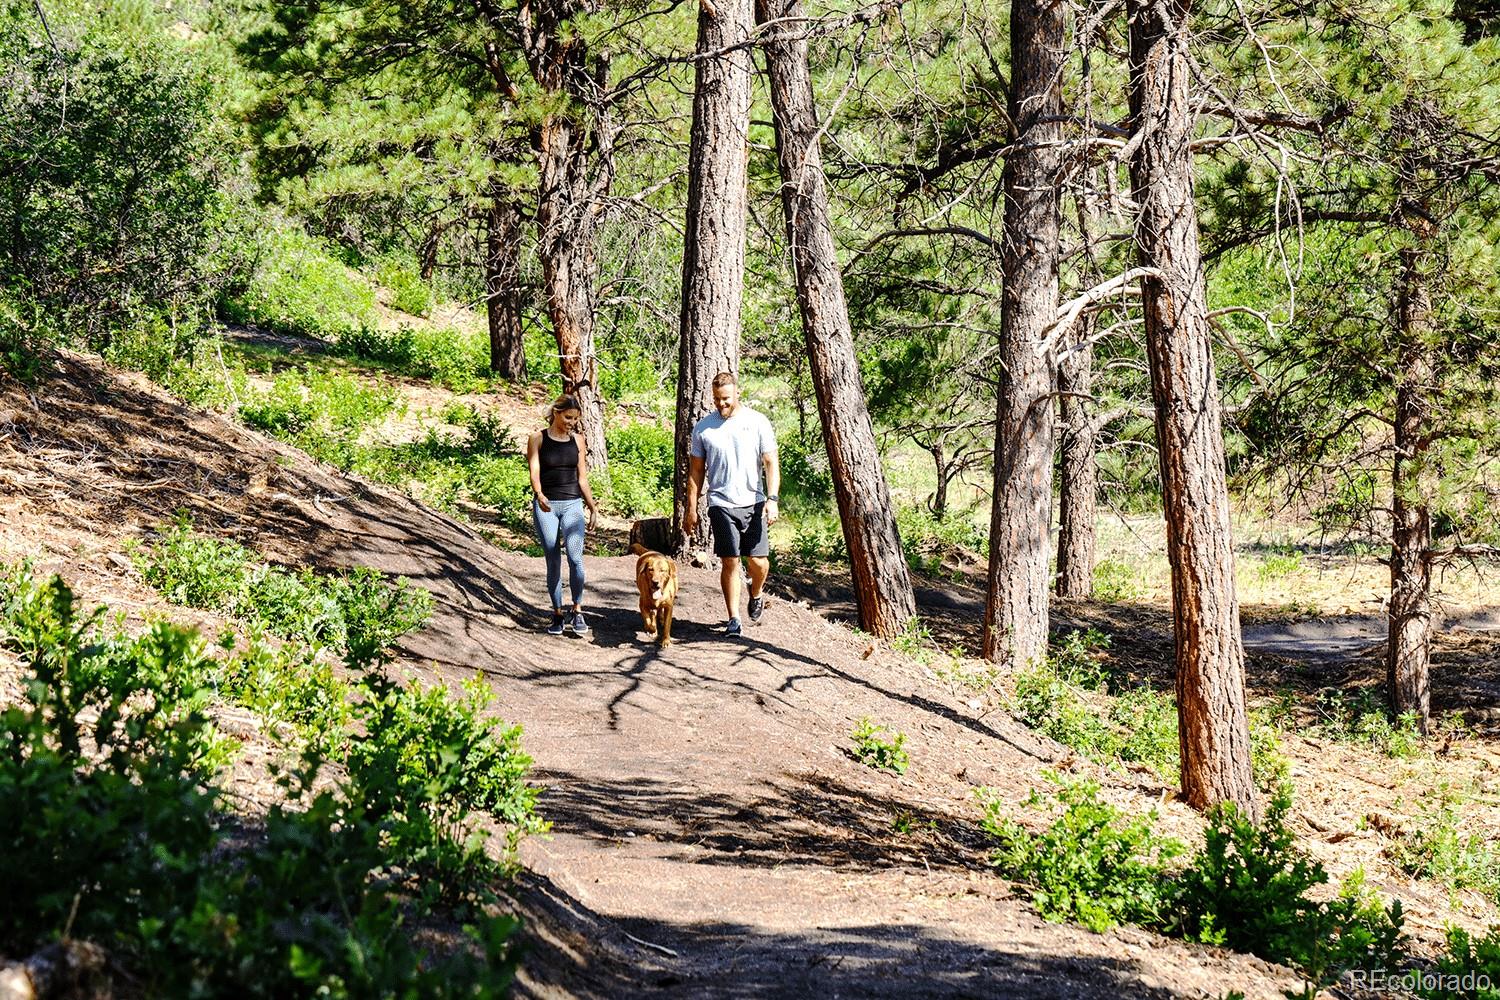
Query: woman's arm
576,434,598,529
527,432,550,511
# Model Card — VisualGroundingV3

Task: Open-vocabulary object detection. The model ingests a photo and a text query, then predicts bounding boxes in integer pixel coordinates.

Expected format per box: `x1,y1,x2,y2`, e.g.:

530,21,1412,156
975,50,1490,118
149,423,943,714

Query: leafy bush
979,775,1185,932
1420,925,1500,999
239,367,399,449
979,777,1405,984
849,717,910,774
1093,556,1146,602
135,520,432,665
336,324,492,392
0,566,536,996
215,630,351,750
375,257,433,317
605,422,673,516
1170,793,1405,982
222,225,377,342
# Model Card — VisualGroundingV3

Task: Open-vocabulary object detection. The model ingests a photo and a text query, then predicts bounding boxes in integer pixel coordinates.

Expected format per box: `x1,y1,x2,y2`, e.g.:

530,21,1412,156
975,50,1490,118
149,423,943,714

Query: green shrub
329,567,435,669
1420,925,1500,999
849,717,910,774
1170,793,1405,983
135,521,432,666
240,368,399,447
1110,686,1180,781
979,775,1185,932
598,341,659,398
375,257,433,317
0,566,532,996
347,672,547,888
337,324,491,392
1093,556,1146,602
223,226,377,342
215,630,351,750
133,518,252,610
605,422,673,517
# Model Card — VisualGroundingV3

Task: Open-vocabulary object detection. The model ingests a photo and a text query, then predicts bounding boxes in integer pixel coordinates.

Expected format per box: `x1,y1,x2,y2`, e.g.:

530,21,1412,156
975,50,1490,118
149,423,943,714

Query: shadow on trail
511,869,1186,1000
532,766,992,876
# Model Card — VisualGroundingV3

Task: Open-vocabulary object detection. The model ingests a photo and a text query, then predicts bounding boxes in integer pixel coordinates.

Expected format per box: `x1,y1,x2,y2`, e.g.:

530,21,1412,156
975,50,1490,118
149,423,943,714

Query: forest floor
3,351,1499,998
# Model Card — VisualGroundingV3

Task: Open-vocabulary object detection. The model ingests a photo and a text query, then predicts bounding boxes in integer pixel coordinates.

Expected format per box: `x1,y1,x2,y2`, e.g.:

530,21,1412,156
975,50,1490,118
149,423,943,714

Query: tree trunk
484,193,527,380
982,0,1064,668
1055,322,1098,599
1388,244,1433,731
1127,0,1259,819
758,0,917,639
673,0,755,555
536,111,608,470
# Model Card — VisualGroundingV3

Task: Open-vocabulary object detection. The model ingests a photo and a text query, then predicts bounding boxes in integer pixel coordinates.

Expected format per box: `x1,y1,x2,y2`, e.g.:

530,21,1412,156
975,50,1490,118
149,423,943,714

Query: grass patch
1387,788,1500,905
1314,687,1425,759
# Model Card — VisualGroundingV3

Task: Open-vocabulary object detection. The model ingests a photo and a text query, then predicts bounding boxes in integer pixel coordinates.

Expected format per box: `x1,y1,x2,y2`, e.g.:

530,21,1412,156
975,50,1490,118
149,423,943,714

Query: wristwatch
766,495,779,502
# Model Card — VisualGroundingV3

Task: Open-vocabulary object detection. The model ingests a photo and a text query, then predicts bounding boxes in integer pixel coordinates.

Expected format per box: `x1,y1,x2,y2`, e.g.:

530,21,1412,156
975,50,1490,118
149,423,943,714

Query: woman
526,394,599,636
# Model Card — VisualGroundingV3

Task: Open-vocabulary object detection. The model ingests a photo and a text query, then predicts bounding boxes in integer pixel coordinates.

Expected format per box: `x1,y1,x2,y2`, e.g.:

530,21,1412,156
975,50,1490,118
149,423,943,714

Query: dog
631,542,678,647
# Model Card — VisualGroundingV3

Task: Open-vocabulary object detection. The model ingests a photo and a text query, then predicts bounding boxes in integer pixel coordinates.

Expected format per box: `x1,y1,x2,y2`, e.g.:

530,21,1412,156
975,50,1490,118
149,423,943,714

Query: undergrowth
978,777,1406,988
0,563,544,996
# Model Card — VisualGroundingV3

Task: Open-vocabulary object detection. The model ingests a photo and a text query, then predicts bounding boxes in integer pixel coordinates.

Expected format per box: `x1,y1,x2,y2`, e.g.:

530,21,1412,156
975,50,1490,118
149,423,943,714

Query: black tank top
538,432,581,499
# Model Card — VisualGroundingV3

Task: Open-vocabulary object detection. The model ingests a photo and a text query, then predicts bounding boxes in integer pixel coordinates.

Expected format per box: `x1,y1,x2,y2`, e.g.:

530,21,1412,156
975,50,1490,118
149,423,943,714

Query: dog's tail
629,542,649,556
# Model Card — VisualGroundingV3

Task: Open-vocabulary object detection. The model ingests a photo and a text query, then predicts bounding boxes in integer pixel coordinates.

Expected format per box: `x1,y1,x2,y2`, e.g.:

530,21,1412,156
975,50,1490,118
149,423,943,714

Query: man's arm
763,449,780,526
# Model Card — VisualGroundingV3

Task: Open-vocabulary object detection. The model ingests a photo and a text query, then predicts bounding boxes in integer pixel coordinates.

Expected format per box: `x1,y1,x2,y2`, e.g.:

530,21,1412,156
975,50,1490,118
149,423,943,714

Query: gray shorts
708,503,769,559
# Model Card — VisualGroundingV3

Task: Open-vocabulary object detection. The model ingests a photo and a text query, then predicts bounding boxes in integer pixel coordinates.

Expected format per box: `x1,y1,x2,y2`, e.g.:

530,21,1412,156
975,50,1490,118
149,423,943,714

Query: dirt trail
0,356,1314,998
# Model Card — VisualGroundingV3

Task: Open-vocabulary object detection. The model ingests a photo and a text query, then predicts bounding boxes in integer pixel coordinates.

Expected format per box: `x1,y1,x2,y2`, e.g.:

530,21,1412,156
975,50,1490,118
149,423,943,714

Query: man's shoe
724,617,742,636
570,611,590,635
748,594,765,624
547,612,565,636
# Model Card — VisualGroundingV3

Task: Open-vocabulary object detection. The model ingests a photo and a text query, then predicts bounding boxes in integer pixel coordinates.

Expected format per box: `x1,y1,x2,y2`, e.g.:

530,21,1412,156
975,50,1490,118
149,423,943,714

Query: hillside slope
1,354,1310,998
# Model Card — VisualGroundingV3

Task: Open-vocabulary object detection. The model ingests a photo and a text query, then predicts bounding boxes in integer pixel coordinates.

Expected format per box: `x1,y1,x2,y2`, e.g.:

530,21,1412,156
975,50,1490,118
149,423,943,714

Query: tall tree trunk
536,112,608,470
1127,0,1258,819
1389,243,1433,731
484,193,527,380
674,0,755,555
1055,329,1097,598
981,0,1063,668
758,0,917,639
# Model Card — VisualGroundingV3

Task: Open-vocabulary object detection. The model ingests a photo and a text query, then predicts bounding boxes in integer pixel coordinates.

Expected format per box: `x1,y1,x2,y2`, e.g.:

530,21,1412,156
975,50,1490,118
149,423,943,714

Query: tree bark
758,0,917,639
517,0,611,470
484,193,527,380
1127,0,1259,819
1388,243,1433,731
981,0,1063,668
1055,329,1098,599
535,113,609,470
673,0,755,555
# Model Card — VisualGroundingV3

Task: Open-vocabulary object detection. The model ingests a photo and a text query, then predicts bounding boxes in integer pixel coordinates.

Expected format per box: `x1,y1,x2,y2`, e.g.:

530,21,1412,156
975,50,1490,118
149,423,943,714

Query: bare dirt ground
2,354,1496,997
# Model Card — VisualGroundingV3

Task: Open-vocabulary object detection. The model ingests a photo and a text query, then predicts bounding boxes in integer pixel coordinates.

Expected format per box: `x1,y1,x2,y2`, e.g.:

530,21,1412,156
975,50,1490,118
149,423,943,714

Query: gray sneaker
748,595,765,624
724,617,742,636
569,611,589,636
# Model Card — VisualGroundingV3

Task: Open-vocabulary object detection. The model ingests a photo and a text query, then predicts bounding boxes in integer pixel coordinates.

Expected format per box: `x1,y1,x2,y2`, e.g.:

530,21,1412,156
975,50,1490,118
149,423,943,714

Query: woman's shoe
547,612,566,636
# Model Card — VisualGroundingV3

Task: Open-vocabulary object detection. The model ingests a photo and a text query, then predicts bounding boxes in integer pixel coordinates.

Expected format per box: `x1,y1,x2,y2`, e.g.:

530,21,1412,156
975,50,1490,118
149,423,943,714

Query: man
683,371,780,635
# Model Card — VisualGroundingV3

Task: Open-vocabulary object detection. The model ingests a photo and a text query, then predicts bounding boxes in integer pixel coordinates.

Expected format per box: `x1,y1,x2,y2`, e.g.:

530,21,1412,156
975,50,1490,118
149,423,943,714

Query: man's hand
683,506,699,538
765,499,779,527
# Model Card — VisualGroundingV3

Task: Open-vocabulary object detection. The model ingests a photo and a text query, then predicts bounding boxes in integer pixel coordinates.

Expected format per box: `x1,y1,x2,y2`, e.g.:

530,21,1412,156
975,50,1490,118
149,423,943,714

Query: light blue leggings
532,497,586,609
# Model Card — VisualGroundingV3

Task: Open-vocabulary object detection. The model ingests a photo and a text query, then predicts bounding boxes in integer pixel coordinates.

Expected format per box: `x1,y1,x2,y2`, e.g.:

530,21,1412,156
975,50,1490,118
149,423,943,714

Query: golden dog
631,542,678,647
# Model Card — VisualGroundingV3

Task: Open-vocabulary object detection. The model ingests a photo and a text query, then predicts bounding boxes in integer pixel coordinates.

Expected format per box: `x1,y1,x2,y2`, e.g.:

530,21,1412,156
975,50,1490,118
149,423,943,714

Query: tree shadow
510,869,1209,1000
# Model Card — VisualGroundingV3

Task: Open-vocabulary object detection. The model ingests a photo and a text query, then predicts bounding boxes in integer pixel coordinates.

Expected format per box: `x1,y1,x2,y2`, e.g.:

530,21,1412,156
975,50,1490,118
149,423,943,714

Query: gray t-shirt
689,406,777,508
